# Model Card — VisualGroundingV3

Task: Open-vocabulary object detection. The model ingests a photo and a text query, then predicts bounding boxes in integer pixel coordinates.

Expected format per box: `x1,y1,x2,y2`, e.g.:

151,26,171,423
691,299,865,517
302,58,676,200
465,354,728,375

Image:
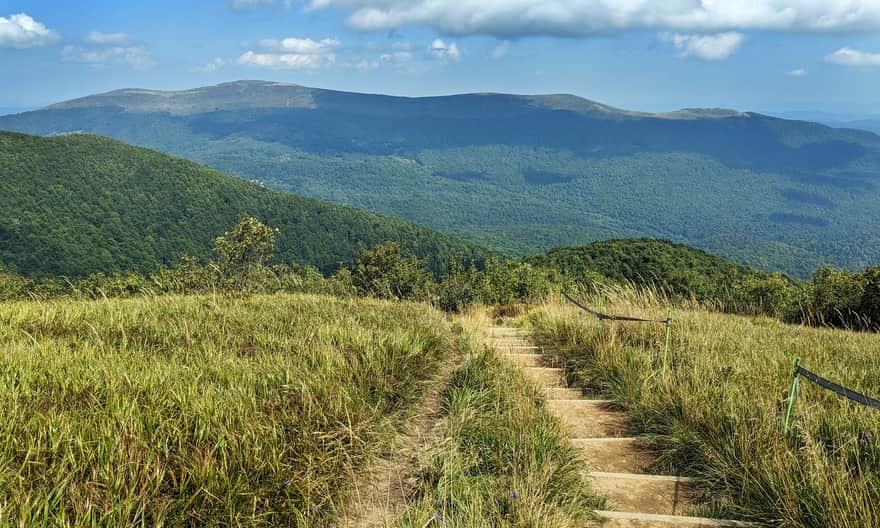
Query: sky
1,0,880,116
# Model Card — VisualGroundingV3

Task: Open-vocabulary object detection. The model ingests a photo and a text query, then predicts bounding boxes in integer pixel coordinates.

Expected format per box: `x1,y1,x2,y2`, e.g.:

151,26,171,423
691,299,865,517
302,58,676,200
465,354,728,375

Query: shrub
351,242,434,301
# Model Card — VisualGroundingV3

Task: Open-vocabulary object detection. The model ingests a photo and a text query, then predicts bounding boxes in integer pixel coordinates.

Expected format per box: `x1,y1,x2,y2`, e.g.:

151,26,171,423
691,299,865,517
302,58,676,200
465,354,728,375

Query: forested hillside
528,239,769,299
3,81,880,276
0,131,486,277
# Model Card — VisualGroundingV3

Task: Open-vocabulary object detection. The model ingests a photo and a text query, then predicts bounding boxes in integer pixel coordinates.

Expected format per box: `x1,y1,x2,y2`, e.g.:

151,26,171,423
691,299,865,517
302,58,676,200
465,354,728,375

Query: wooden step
546,399,631,437
596,511,756,527
525,367,567,388
492,343,541,351
544,387,584,399
485,327,528,337
572,437,654,473
587,472,697,516
506,353,544,367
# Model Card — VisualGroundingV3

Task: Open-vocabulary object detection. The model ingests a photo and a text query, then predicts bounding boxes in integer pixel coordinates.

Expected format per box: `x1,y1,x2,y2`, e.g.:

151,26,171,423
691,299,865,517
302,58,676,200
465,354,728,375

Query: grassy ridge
526,289,880,527
0,293,450,526
395,310,604,527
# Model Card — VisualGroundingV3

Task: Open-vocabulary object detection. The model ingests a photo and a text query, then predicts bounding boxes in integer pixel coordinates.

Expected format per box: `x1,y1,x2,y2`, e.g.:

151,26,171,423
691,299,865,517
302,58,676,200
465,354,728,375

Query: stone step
587,472,697,517
546,399,631,437
572,437,654,473
596,511,756,528
506,353,545,367
525,367,567,388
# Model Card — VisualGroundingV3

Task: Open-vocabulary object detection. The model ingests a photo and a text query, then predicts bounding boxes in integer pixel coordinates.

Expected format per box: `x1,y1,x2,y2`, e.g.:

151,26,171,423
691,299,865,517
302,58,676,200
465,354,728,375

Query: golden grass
0,293,451,526
526,286,880,528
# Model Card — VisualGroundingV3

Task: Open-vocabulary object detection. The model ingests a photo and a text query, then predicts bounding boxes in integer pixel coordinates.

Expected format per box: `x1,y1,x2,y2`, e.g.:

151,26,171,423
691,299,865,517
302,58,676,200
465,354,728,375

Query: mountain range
3,80,880,277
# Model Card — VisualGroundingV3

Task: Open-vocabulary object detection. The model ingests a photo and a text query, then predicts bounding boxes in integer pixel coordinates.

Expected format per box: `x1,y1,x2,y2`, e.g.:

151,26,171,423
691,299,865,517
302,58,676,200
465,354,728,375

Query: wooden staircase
486,326,755,528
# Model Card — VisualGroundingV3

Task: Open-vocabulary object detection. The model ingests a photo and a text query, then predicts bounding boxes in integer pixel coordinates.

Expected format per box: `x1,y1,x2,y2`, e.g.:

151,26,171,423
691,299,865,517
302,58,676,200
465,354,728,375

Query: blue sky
1,0,880,115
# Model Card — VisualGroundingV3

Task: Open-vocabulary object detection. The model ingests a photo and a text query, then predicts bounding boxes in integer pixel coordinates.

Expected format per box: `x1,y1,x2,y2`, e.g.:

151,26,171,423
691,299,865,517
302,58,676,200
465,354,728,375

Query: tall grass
527,287,880,528
394,308,605,527
0,293,450,526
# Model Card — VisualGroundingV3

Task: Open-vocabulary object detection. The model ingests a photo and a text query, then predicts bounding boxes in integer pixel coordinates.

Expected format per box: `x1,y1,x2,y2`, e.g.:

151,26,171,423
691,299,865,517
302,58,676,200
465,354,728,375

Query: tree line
2,217,880,332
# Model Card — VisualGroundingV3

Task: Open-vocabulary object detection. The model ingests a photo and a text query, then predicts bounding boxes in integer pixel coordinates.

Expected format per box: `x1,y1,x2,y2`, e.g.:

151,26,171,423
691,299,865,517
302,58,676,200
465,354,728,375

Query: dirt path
487,325,755,528
332,349,460,528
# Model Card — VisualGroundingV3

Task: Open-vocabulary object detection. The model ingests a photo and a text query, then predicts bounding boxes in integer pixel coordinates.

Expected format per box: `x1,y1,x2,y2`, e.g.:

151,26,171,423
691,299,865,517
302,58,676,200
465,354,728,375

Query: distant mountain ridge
3,80,880,277
0,130,487,277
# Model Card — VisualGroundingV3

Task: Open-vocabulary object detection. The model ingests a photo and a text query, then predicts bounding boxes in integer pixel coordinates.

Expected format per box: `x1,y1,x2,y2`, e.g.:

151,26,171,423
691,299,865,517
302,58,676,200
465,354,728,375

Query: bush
351,242,434,301
732,273,797,318
809,267,866,328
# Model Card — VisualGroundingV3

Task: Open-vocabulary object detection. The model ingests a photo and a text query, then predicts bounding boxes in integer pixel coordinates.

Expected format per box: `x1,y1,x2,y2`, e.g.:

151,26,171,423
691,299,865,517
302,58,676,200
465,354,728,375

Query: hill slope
3,81,880,276
0,131,486,277
529,239,770,299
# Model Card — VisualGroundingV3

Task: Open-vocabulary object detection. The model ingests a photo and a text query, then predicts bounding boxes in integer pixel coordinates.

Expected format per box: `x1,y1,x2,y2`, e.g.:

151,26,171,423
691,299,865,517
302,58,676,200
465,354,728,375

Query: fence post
662,309,672,376
784,357,802,435
598,296,605,320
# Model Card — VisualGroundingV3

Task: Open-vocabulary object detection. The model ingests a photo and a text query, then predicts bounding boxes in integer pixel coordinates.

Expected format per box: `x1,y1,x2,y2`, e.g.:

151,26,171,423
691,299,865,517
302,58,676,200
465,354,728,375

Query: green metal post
662,309,672,376
784,357,802,435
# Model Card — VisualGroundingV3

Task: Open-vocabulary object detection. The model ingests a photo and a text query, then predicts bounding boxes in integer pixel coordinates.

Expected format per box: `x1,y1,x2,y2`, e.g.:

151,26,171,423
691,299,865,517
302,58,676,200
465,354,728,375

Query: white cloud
239,36,339,69
662,32,745,61
391,41,411,50
194,57,225,73
62,45,154,69
0,13,59,48
826,47,880,66
430,38,460,61
490,41,510,59
238,50,335,69
258,37,340,54
307,1,880,37
787,68,808,76
86,31,128,44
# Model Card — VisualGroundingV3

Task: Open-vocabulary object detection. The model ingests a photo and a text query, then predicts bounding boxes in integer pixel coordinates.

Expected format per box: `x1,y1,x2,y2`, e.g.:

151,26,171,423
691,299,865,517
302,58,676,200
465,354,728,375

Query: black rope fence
796,365,880,410
562,292,670,324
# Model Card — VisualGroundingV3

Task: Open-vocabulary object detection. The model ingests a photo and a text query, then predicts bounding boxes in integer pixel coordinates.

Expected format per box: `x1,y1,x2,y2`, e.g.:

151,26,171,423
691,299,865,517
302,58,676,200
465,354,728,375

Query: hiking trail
486,325,754,528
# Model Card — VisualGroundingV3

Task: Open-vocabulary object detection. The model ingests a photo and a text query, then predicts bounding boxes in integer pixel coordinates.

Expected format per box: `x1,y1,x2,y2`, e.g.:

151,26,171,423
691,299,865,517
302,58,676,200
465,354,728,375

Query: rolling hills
0,131,486,277
3,80,880,276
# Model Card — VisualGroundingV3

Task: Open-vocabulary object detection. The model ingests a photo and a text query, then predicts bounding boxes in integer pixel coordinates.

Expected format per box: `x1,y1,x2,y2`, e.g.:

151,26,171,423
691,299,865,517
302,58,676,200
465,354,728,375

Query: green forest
4,81,880,277
0,131,486,277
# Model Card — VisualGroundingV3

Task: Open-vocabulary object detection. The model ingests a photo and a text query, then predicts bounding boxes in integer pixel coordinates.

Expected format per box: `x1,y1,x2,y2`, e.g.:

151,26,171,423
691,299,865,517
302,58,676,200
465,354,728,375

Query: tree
213,217,279,291
859,265,880,330
351,242,433,301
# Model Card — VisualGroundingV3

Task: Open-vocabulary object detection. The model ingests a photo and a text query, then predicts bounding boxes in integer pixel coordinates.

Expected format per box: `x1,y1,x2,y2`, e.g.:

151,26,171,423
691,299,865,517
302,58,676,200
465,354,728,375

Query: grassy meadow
0,293,451,526
526,287,880,528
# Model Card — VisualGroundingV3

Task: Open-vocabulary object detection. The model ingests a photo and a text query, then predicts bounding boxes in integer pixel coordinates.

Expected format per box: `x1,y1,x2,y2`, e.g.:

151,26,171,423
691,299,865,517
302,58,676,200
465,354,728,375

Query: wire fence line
559,292,879,431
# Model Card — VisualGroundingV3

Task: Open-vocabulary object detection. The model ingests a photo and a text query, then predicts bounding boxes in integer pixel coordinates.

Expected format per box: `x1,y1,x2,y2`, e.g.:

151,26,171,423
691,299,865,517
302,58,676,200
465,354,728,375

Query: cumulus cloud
0,13,59,48
86,31,128,44
239,50,335,68
238,37,339,69
307,1,880,37
194,57,225,73
62,45,154,69
258,37,340,54
787,68,808,76
662,32,745,61
430,38,460,61
826,47,880,66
